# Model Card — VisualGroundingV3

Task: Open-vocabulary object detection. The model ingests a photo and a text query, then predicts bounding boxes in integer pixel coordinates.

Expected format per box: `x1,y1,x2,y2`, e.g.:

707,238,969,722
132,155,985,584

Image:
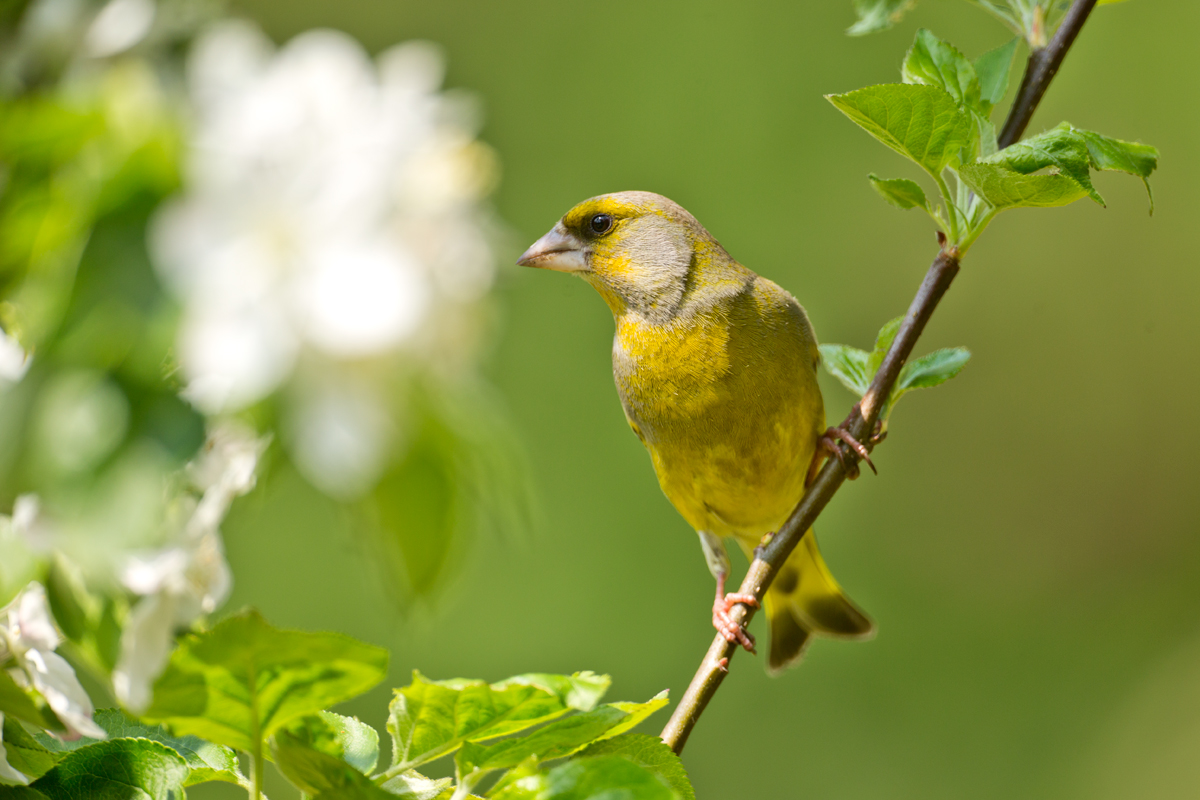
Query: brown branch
660,0,1101,755
998,0,1099,148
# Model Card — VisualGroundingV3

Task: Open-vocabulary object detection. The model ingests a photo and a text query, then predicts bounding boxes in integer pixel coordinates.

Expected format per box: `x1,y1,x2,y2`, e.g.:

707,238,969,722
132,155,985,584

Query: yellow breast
612,281,825,542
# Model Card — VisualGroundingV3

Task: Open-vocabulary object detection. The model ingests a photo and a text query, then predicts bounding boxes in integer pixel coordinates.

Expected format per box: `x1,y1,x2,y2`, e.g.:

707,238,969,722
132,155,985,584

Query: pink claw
712,574,759,654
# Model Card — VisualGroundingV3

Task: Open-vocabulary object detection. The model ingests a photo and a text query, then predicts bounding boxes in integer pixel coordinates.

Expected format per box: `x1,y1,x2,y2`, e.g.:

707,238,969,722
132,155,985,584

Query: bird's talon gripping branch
713,573,758,654
820,425,875,478
715,657,730,673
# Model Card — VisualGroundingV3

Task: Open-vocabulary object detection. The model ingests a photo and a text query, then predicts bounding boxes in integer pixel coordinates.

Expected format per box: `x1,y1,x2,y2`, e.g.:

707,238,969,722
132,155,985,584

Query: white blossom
0,583,105,741
0,328,31,383
113,421,265,712
151,20,499,495
84,0,155,58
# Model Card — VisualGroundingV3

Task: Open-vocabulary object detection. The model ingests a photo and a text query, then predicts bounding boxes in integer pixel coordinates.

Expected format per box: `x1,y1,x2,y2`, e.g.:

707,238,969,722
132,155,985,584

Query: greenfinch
519,191,873,672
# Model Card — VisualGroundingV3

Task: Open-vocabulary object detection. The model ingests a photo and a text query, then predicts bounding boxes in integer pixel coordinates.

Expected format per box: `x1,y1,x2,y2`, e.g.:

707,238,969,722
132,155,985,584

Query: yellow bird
519,191,873,672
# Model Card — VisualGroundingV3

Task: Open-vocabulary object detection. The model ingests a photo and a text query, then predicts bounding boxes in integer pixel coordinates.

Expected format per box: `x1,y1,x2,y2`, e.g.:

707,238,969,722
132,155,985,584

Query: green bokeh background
203,1,1199,797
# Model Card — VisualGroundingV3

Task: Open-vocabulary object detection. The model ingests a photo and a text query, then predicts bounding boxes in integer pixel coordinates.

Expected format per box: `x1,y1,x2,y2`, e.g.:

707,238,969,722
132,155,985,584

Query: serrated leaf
542,755,679,800
576,734,694,800
1071,126,1158,211
902,29,982,111
885,348,971,418
312,787,405,800
981,124,1102,203
388,671,609,772
869,175,930,211
2,716,64,783
269,711,378,793
958,163,1089,209
827,85,975,177
29,739,188,800
142,609,388,754
896,348,971,392
33,708,242,787
818,344,871,398
486,755,542,799
322,712,378,774
381,769,454,800
271,728,378,797
456,692,669,777
974,38,1019,109
848,0,916,35
868,317,903,379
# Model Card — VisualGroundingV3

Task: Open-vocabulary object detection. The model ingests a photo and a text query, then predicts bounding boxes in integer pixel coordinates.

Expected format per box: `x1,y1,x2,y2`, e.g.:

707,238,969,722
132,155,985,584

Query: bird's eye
589,214,614,235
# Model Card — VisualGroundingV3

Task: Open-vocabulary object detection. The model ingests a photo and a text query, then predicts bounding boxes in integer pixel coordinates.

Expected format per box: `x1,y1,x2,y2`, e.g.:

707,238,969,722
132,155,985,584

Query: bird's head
518,191,730,318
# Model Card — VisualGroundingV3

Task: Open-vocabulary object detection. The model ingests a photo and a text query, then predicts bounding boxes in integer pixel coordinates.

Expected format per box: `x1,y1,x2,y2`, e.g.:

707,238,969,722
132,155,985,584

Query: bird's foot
808,406,882,483
712,574,758,654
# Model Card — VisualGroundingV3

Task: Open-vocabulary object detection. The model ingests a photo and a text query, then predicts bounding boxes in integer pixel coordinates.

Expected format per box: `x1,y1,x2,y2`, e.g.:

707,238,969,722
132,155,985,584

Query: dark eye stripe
589,214,614,235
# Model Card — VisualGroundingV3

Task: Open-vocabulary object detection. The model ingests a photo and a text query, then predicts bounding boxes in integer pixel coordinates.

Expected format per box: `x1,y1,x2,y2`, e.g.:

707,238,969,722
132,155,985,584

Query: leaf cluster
820,318,970,423
829,28,1157,255
850,0,1130,42
2,609,691,800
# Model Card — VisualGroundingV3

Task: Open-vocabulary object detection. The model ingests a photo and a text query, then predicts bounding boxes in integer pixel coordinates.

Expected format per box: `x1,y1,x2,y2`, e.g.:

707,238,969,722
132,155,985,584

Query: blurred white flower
113,421,266,712
286,380,395,498
151,21,500,495
0,583,105,741
0,329,31,383
84,0,155,58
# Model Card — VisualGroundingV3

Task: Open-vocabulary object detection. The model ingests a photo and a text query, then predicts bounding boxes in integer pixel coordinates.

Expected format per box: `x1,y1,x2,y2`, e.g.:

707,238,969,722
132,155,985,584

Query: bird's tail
746,530,875,674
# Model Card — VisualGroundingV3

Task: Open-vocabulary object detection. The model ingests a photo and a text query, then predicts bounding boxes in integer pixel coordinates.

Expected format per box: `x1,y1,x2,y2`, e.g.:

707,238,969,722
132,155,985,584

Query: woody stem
659,0,1098,755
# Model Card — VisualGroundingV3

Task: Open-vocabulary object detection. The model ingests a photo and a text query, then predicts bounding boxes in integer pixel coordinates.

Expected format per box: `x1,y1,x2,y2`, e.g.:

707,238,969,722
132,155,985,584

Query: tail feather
753,530,874,674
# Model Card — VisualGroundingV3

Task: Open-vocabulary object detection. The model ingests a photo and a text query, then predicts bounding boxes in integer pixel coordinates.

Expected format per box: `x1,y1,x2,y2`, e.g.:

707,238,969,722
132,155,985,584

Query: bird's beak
517,223,587,272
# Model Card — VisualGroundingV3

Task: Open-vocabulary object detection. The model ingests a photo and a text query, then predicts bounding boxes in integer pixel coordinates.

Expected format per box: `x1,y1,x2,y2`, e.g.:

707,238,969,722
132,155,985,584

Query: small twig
998,0,1099,148
659,250,960,753
660,0,1099,755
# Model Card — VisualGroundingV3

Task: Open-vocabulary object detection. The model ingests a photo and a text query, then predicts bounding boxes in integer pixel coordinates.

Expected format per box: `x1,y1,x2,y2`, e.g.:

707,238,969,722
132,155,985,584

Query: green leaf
486,755,542,799
963,121,1158,213
818,344,871,398
826,85,975,177
311,786,405,800
271,729,372,797
456,692,669,777
2,716,64,782
868,175,930,211
848,0,916,35
868,317,903,380
321,712,378,774
142,609,388,754
541,755,679,800
902,29,982,111
29,739,188,800
34,708,242,787
0,671,58,732
958,163,1089,209
887,348,971,415
1071,126,1159,211
980,123,1102,203
575,735,694,800
388,671,610,771
896,348,972,392
269,712,378,794
380,769,454,800
973,38,1019,109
